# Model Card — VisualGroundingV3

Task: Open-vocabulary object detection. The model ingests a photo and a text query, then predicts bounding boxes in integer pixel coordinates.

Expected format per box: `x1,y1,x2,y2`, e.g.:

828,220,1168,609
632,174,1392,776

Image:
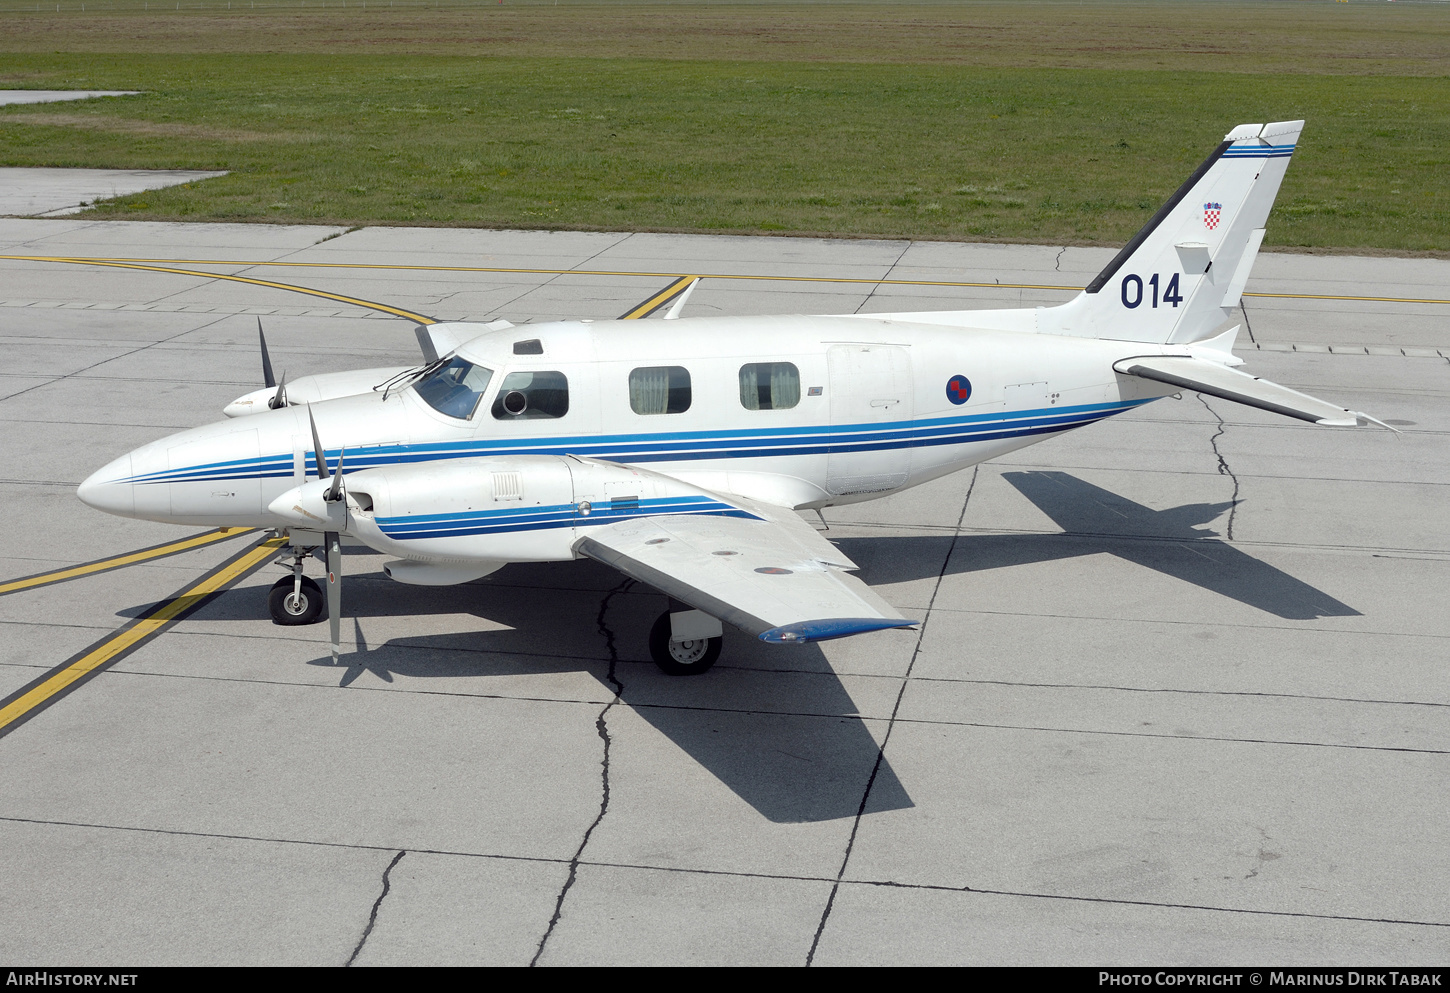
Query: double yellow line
5,254,1446,308
0,536,285,740
0,255,438,324
0,527,251,597
0,271,698,742
618,275,699,320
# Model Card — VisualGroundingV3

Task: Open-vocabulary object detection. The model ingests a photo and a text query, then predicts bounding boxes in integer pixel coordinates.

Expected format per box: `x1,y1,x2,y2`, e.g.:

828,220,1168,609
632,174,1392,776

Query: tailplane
1042,120,1302,344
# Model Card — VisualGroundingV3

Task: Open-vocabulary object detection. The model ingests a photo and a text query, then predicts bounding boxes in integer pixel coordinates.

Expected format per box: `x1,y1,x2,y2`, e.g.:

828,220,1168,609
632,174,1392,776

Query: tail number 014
1121,273,1183,309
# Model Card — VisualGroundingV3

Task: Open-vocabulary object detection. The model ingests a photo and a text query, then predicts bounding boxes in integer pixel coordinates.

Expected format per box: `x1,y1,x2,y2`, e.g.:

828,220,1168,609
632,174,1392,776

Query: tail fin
1044,120,1302,344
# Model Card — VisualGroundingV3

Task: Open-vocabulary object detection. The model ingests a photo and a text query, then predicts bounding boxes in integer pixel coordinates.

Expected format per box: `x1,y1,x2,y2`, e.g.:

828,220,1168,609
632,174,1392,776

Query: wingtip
759,617,917,644
1355,412,1401,434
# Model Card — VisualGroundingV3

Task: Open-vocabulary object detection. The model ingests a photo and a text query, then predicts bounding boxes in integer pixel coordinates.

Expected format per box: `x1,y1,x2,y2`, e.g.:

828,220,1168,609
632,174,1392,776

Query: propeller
307,403,347,660
260,319,289,409
268,369,288,410
258,317,276,389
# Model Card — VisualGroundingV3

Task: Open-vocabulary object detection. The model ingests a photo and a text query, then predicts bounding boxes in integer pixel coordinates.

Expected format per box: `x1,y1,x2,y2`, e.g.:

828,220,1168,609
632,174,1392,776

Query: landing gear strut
648,610,722,676
268,543,324,625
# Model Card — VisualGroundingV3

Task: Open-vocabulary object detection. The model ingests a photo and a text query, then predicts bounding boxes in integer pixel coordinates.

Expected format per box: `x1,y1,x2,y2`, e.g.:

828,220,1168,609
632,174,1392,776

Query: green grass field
1,3,1447,252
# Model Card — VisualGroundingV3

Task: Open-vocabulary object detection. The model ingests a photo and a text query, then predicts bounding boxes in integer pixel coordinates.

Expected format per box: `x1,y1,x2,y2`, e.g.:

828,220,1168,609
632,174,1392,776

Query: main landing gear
268,543,325,626
648,609,723,676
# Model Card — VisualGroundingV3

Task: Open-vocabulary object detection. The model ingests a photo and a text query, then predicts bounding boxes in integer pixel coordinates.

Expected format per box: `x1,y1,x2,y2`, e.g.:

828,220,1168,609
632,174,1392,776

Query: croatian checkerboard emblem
946,375,972,405
1204,202,1223,230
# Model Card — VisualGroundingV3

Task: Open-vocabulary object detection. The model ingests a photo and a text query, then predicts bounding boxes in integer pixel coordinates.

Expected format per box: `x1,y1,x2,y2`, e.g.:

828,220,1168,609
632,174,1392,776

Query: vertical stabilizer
1041,121,1302,344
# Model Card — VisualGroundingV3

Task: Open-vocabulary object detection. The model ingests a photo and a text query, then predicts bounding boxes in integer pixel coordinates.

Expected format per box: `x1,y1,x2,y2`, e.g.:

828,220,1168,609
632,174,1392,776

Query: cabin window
739,362,800,411
413,357,495,420
492,370,569,420
629,366,691,415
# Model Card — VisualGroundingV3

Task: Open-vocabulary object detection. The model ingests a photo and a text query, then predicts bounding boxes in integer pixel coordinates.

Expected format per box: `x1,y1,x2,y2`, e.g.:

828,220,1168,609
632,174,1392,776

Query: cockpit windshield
413,356,495,419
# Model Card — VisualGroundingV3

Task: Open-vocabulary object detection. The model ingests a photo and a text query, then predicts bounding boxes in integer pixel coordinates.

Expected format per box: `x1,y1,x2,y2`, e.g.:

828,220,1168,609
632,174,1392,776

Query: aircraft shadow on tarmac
163,470,1351,824
838,470,1360,622
194,560,913,825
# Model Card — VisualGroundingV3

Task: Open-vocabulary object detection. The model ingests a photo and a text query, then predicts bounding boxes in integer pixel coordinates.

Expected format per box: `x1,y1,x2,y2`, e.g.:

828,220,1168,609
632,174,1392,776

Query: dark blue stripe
127,399,1153,485
383,507,754,541
759,617,917,644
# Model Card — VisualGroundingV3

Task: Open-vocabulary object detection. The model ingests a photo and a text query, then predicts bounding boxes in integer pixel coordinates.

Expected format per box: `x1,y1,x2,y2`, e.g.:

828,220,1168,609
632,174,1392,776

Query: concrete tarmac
0,169,230,218
0,219,1446,965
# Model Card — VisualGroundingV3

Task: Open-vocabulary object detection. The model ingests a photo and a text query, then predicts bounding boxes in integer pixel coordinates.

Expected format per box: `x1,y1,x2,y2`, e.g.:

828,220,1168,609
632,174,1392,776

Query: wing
574,498,913,644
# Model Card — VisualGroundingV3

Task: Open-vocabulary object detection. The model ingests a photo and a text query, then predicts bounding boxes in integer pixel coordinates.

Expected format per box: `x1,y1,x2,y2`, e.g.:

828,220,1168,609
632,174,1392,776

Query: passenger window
491,370,569,420
739,362,800,411
629,366,691,415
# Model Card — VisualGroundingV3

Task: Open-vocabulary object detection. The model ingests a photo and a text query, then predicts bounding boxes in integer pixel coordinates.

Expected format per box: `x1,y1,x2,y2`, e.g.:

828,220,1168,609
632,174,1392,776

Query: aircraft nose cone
77,454,136,517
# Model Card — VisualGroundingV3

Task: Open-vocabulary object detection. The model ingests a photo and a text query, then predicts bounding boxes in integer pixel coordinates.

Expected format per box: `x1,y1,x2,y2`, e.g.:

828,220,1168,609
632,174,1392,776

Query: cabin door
825,344,914,497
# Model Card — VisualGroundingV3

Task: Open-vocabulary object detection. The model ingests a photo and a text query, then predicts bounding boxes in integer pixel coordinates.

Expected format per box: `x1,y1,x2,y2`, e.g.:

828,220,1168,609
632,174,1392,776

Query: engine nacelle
383,559,506,585
308,454,746,581
224,366,414,417
343,455,580,565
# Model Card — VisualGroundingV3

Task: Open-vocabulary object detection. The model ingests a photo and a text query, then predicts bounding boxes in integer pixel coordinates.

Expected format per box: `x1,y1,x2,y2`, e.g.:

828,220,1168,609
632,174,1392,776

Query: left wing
574,498,913,644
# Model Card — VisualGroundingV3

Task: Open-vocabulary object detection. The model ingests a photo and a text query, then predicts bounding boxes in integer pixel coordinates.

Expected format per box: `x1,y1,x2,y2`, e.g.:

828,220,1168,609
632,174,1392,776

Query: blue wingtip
759,618,917,645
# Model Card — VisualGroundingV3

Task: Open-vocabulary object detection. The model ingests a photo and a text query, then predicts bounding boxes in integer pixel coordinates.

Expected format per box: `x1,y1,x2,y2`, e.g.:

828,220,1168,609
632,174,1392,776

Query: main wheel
268,575,324,626
648,612,722,676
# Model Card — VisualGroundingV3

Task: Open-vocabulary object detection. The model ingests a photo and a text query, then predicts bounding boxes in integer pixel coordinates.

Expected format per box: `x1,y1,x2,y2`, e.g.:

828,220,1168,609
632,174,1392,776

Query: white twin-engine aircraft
78,121,1388,674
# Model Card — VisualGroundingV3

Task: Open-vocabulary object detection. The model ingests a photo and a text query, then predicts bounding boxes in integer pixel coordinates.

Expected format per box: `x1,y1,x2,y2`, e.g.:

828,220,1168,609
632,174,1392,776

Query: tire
648,612,721,676
269,575,324,626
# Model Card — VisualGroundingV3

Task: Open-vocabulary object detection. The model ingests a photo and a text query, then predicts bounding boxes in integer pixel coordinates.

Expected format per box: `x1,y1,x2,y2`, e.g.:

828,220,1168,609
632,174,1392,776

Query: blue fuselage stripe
126,398,1153,485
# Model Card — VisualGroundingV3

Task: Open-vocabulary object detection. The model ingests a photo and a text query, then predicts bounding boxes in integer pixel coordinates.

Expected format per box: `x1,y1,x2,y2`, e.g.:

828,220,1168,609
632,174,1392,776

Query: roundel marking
755,567,793,575
946,375,972,405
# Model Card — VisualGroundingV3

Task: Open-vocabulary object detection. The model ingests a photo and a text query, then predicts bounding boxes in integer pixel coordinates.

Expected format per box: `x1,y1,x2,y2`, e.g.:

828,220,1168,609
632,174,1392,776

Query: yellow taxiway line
0,527,254,598
0,256,437,324
618,275,698,320
3,255,1446,308
0,271,701,741
0,536,286,740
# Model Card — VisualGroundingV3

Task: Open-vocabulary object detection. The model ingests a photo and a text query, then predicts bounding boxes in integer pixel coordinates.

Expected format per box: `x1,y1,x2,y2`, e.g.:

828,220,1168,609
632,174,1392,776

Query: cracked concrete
347,850,406,966
0,221,1446,965
807,469,979,965
531,578,631,967
1200,396,1242,541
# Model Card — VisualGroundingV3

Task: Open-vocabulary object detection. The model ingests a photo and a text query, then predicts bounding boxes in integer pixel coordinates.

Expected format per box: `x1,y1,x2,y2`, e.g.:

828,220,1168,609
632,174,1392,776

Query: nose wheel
649,611,721,676
268,575,324,625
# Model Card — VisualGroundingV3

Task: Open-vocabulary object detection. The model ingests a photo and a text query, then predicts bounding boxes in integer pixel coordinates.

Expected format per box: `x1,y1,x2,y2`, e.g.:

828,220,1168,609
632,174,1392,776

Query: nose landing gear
268,542,325,625
269,575,324,625
648,610,722,676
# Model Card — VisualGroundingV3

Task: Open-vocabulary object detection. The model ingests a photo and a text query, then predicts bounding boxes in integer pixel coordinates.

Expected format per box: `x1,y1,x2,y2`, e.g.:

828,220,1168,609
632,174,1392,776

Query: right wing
575,496,912,644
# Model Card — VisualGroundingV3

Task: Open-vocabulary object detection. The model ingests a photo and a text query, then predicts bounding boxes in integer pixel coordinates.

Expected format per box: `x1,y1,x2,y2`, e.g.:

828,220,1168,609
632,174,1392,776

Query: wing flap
1114,355,1388,428
575,513,910,644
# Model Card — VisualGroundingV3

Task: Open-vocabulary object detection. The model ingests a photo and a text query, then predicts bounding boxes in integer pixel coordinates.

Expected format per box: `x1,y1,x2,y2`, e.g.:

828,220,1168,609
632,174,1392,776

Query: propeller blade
325,531,342,660
307,405,330,483
414,324,439,364
258,318,276,389
327,447,346,503
268,369,288,410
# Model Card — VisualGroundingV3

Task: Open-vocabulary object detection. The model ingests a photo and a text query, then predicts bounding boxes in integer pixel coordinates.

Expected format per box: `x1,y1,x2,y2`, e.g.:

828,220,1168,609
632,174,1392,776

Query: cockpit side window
492,370,570,420
739,362,800,411
414,356,495,420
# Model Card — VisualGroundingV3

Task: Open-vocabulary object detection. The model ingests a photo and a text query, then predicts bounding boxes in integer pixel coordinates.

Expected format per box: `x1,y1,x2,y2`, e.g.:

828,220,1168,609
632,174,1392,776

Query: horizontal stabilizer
1114,355,1390,428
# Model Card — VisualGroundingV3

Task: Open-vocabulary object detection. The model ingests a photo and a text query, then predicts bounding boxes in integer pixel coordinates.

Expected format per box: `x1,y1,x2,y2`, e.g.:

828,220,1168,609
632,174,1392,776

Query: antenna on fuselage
662,277,701,321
